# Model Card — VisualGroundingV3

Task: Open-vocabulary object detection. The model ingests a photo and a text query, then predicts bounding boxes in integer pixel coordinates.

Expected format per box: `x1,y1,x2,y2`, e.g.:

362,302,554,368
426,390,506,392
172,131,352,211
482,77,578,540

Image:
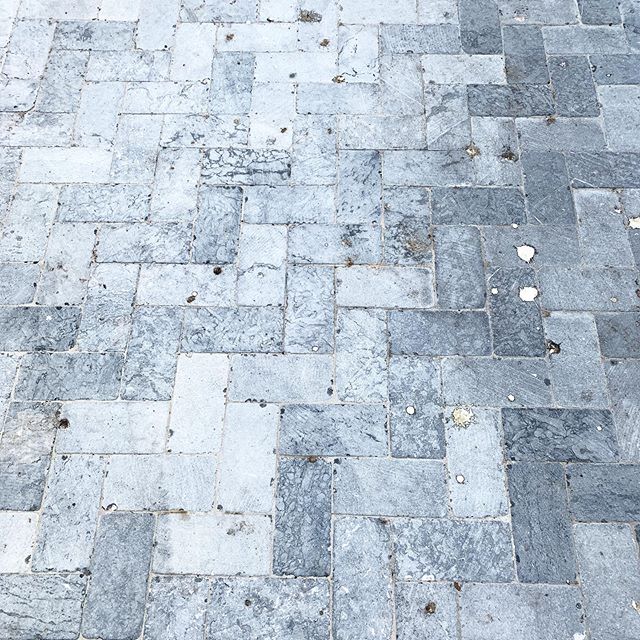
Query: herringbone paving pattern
1,0,640,638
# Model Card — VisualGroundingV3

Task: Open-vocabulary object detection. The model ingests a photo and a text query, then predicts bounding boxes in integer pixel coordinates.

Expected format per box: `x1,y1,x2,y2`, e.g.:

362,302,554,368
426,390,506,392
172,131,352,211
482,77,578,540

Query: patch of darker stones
299,9,322,22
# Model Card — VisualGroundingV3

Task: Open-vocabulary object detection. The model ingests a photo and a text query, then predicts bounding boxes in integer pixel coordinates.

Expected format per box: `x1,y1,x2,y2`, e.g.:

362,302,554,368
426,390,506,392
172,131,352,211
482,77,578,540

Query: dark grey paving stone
434,226,486,309
606,360,640,461
0,306,80,351
431,187,526,225
459,0,502,54
595,312,640,357
208,578,329,640
467,84,554,117
279,404,387,457
380,24,460,54
578,0,622,24
390,310,492,355
566,151,640,188
549,55,600,116
0,574,86,640
82,513,154,640
567,463,640,521
273,458,331,577
489,267,545,357
591,54,640,83
393,518,515,582
503,408,619,462
508,462,577,583
395,582,458,640
503,25,549,84
192,187,241,264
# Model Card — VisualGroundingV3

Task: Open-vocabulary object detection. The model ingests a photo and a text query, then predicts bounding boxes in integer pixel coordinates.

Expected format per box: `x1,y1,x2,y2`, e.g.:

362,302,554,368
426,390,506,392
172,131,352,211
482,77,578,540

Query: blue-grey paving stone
209,578,329,640
574,523,640,640
521,151,576,224
244,186,334,224
333,517,393,640
339,115,427,150
459,583,585,640
53,20,135,49
145,576,209,640
274,458,331,577
395,582,458,640
503,408,618,462
434,226,486,308
334,458,447,517
0,402,59,510
424,84,471,150
543,24,630,54
389,356,445,458
58,185,150,223
182,307,283,353
517,117,606,152
591,54,640,83
0,574,86,640
279,404,387,457
0,306,80,351
578,0,622,24
0,263,39,304
509,462,577,583
291,115,337,186
36,49,88,112
503,26,549,84
82,513,154,640
383,187,432,265
338,150,381,224
380,24,460,54
489,267,545,357
606,360,640,461
467,84,554,117
384,150,474,187
549,55,600,116
15,353,123,401
390,310,492,356
538,266,639,311
596,312,640,357
431,187,526,225
285,266,334,353
297,83,380,115
471,117,522,187
32,454,105,571
568,463,640,520
192,187,241,264
601,85,640,152
566,151,640,187
459,0,502,54
122,307,181,401
442,357,552,407
201,148,291,186
623,0,640,50
393,518,515,582
210,52,254,113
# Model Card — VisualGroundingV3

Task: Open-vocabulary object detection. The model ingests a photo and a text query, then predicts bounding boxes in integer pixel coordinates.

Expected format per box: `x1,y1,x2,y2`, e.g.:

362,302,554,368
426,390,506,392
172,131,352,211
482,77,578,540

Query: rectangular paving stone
122,81,208,114
543,24,630,54
393,518,515,581
503,26,549,84
337,150,381,223
274,458,331,577
86,49,170,81
422,54,506,84
36,49,88,112
509,462,577,583
566,151,640,188
0,264,39,305
459,0,502,54
471,117,521,187
600,86,640,151
380,24,460,53
467,84,554,117
579,0,622,23
606,360,640,461
567,463,640,520
432,187,526,224
180,0,257,21
0,512,36,573
591,54,640,83
291,115,337,185
202,147,291,185
210,52,254,113
334,458,447,517
53,19,134,49
0,575,86,640
0,306,80,351
549,55,599,117
574,523,640,640
150,147,199,221
517,117,606,152
82,513,154,640
161,114,248,147
333,517,393,640
390,310,491,355
425,83,471,149
596,312,640,357
339,115,426,149
244,185,334,224
383,150,474,186
74,81,124,149
395,582,458,640
154,514,272,575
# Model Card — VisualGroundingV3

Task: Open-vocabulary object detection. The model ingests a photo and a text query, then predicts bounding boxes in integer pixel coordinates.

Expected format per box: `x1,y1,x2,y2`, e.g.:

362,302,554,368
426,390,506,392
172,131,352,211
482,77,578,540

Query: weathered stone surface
0,306,80,351
431,187,526,224
395,582,458,640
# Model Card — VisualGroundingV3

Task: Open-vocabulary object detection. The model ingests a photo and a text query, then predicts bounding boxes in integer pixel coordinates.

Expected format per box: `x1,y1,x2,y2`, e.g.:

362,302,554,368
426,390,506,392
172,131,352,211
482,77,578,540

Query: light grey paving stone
596,312,640,357
517,117,606,152
467,83,554,117
339,115,426,149
471,117,522,187
0,78,39,111
0,402,59,510
0,112,74,147
393,518,515,582
110,114,164,183
136,0,180,50
297,82,380,115
566,151,640,188
381,24,460,54
0,574,86,640
181,0,256,22
82,513,154,640
431,187,526,225
543,24,631,54
210,52,254,113
384,150,474,186
334,458,447,517
35,49,88,112
445,407,508,517
154,514,272,575
591,53,640,83
549,55,599,117
58,185,150,223
217,403,277,513
421,54,506,84
442,357,552,407
279,404,387,457
395,582,458,640
122,307,181,401
424,83,471,150
53,20,135,49
73,81,125,149
434,226,485,308
459,583,585,640
544,311,609,407
333,517,393,640
229,354,333,403
509,462,577,583
15,353,123,401
2,19,55,79
285,265,334,353
202,147,291,186
0,306,80,351
122,81,208,114
606,360,640,461
459,0,502,54
390,310,492,356
244,185,334,224
503,408,618,462
181,307,284,353
291,115,337,185
86,49,171,81
503,25,548,84
339,0,417,23
161,114,248,147
32,454,105,571
150,147,200,221
579,0,622,23
388,356,445,458
567,463,640,520
574,523,640,640
209,578,329,640
338,150,381,223
144,576,209,640
57,401,168,454
273,458,331,577
337,23,378,84
336,308,387,402
497,0,578,24
336,266,433,308
0,512,37,573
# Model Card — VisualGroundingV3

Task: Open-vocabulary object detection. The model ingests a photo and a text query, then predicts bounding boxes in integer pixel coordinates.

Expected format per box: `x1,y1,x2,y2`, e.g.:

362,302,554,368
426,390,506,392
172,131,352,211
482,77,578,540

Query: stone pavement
0,0,640,638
